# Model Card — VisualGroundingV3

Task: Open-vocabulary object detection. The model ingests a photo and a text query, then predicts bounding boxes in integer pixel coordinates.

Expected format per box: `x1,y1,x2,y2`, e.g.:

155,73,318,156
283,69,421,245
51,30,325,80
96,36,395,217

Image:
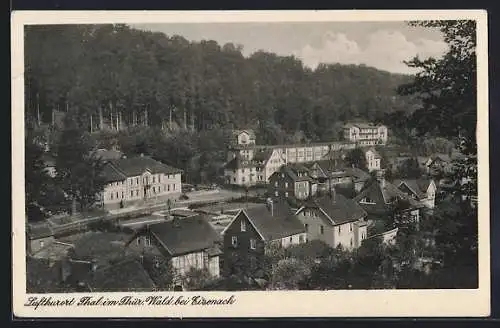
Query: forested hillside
25,24,421,142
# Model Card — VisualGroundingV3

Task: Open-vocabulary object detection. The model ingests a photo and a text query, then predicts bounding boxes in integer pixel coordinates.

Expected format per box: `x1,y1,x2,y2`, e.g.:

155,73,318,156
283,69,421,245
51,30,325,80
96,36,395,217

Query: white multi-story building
343,123,388,146
224,130,356,186
99,155,182,210
365,148,382,172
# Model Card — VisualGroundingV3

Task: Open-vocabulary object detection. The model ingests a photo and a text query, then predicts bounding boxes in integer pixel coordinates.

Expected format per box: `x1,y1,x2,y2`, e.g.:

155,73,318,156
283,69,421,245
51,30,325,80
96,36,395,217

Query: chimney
266,198,274,217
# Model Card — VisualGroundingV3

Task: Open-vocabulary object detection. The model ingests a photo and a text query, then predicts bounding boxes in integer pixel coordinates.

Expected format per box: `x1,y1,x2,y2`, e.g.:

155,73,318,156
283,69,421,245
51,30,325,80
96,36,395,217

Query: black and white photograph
12,10,490,317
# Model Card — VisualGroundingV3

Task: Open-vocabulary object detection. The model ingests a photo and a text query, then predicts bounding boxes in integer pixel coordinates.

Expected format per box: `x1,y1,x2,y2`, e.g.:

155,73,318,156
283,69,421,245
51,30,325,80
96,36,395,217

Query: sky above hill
132,21,448,75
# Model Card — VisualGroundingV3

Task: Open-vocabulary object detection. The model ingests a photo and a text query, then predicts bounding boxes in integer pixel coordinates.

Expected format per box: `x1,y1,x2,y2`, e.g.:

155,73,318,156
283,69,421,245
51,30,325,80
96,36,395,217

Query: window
116,192,119,199
350,223,353,232
130,191,133,197
305,224,308,232
164,185,166,191
145,235,151,246
153,176,155,183
168,184,170,191
110,193,114,200
136,178,139,184
275,181,278,187
289,236,293,242
241,220,246,232
136,238,141,245
153,187,156,193
136,190,139,196
158,175,161,183
285,192,289,197
275,191,278,197
285,182,288,188
233,178,236,182
338,226,341,234
350,238,353,247
231,236,238,247
121,192,124,199
320,225,324,235
250,239,256,250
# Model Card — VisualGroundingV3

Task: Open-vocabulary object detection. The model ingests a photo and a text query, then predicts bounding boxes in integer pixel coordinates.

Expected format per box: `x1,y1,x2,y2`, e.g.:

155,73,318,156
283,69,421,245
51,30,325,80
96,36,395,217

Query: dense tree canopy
25,24,420,143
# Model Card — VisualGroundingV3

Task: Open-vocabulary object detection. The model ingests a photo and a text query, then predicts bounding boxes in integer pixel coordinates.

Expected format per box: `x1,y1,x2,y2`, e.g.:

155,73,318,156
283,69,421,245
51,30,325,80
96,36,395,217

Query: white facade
171,250,220,279
365,149,381,172
101,171,182,209
279,232,308,248
343,124,388,146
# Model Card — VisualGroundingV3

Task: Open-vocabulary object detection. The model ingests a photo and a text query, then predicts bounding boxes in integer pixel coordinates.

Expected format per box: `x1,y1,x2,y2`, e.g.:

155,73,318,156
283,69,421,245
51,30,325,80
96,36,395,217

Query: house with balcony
343,122,388,146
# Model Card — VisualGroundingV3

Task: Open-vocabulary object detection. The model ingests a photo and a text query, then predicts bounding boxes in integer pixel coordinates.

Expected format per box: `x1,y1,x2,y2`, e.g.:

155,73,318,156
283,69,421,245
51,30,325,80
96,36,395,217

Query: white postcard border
11,9,490,318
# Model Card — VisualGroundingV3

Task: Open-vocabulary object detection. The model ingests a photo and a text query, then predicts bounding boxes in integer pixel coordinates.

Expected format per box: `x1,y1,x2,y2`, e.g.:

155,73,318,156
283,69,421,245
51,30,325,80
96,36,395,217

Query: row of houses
28,164,436,292
223,130,388,186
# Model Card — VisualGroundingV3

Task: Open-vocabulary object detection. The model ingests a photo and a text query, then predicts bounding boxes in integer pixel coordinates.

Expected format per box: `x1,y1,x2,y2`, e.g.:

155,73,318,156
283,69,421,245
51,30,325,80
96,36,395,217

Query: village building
221,200,306,277
394,178,438,209
268,163,317,200
125,215,223,288
98,155,183,210
294,191,368,250
224,130,357,186
343,122,388,146
353,173,424,225
345,167,372,192
365,147,382,172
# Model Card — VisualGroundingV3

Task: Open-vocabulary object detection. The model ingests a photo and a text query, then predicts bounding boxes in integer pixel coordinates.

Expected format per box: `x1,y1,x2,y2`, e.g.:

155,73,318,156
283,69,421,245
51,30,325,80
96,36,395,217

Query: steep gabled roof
345,167,371,182
298,194,367,225
253,149,273,164
87,258,156,292
108,156,183,177
394,179,433,199
353,180,423,211
233,129,256,139
147,215,221,257
240,204,305,241
280,163,312,182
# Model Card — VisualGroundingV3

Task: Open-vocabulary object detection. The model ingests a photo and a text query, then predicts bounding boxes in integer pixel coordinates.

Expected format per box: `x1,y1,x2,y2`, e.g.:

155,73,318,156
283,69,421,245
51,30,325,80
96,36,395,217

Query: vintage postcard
12,10,490,318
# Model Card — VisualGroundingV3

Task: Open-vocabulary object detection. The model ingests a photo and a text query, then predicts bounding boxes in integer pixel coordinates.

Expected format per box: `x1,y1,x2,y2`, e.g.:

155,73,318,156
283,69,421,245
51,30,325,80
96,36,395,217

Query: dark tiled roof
148,215,221,256
242,203,305,241
223,157,256,170
281,163,312,182
87,259,156,292
345,167,371,182
253,149,273,163
100,162,127,183
70,232,128,265
301,194,367,225
394,179,432,199
109,156,183,177
353,180,423,212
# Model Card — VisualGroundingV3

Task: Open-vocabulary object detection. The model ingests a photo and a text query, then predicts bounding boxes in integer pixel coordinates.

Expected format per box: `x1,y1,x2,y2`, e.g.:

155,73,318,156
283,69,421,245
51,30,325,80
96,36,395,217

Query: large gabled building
98,155,183,210
343,122,388,146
